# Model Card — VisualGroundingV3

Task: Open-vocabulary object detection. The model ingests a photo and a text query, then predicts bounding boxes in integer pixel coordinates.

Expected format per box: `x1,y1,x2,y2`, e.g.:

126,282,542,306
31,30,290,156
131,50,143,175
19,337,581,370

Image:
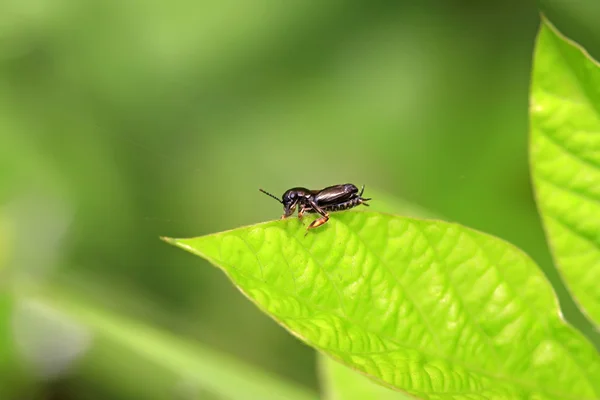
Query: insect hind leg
304,215,329,237
304,199,330,236
308,215,329,229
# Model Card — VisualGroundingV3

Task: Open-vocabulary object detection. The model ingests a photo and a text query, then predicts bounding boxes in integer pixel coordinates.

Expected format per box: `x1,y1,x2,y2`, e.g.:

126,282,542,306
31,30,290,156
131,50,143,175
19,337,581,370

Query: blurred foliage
2,0,600,399
25,287,317,400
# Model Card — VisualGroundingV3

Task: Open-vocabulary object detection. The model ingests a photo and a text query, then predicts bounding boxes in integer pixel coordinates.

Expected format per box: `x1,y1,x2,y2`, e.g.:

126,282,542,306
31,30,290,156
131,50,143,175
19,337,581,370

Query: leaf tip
159,236,177,245
160,236,195,253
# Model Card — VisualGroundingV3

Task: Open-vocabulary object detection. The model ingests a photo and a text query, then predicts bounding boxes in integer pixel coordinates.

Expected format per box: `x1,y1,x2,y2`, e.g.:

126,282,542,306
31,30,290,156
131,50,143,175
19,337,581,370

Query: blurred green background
2,1,600,399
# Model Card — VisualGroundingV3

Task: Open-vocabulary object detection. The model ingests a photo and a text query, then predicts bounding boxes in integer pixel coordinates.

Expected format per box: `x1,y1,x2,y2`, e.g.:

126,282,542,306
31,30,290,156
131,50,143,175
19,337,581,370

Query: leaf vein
538,127,600,171
535,173,600,204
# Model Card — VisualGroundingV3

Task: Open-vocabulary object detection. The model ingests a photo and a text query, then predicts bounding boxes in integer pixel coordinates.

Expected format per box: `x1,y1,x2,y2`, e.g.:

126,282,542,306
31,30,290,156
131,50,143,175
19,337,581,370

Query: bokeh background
2,1,600,399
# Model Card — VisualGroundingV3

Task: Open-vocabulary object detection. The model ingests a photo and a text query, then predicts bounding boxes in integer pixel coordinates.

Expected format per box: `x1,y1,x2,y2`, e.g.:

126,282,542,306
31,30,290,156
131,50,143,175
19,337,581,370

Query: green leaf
530,18,600,327
317,194,435,400
163,210,600,400
318,354,412,400
35,288,318,400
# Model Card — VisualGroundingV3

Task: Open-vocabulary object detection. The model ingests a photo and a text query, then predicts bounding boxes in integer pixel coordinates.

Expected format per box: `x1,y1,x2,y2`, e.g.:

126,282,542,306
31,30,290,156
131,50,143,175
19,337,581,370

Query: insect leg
298,207,305,219
307,214,329,231
305,200,329,235
298,204,308,219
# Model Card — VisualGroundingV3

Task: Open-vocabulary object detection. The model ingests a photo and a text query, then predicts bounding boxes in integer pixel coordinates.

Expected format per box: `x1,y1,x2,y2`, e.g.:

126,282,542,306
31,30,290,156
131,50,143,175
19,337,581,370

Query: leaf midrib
329,218,445,353
411,223,504,367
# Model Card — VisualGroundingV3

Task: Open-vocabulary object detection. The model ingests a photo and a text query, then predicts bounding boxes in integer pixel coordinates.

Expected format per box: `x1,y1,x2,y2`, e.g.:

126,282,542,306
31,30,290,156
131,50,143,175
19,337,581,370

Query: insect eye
282,192,293,203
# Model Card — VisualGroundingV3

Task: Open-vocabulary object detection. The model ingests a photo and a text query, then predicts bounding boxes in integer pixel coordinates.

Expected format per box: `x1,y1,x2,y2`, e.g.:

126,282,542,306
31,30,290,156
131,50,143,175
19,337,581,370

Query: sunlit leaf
317,193,435,400
530,18,600,327
163,211,600,400
318,350,412,400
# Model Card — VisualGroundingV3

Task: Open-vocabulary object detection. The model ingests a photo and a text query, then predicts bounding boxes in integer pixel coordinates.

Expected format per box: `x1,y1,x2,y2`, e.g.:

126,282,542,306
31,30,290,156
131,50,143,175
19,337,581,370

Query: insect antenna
259,188,283,203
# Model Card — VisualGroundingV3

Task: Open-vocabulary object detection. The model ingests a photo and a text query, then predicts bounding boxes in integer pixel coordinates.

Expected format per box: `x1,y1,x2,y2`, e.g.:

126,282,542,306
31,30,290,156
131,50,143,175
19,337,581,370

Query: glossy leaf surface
530,19,600,326
317,193,434,400
164,211,600,400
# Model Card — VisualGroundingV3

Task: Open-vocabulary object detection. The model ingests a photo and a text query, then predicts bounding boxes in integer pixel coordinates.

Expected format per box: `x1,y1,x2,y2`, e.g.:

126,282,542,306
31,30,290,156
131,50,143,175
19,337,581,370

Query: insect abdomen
322,197,362,212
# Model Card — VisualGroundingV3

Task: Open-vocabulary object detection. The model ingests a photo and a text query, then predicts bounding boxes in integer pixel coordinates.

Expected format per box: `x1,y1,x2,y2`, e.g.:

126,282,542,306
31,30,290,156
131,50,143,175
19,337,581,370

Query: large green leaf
163,211,600,400
317,193,434,400
530,18,600,327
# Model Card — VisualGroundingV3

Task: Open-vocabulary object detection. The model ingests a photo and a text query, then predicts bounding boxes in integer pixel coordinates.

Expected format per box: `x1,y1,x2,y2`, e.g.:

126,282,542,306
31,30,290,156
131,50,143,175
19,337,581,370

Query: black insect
259,184,371,233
